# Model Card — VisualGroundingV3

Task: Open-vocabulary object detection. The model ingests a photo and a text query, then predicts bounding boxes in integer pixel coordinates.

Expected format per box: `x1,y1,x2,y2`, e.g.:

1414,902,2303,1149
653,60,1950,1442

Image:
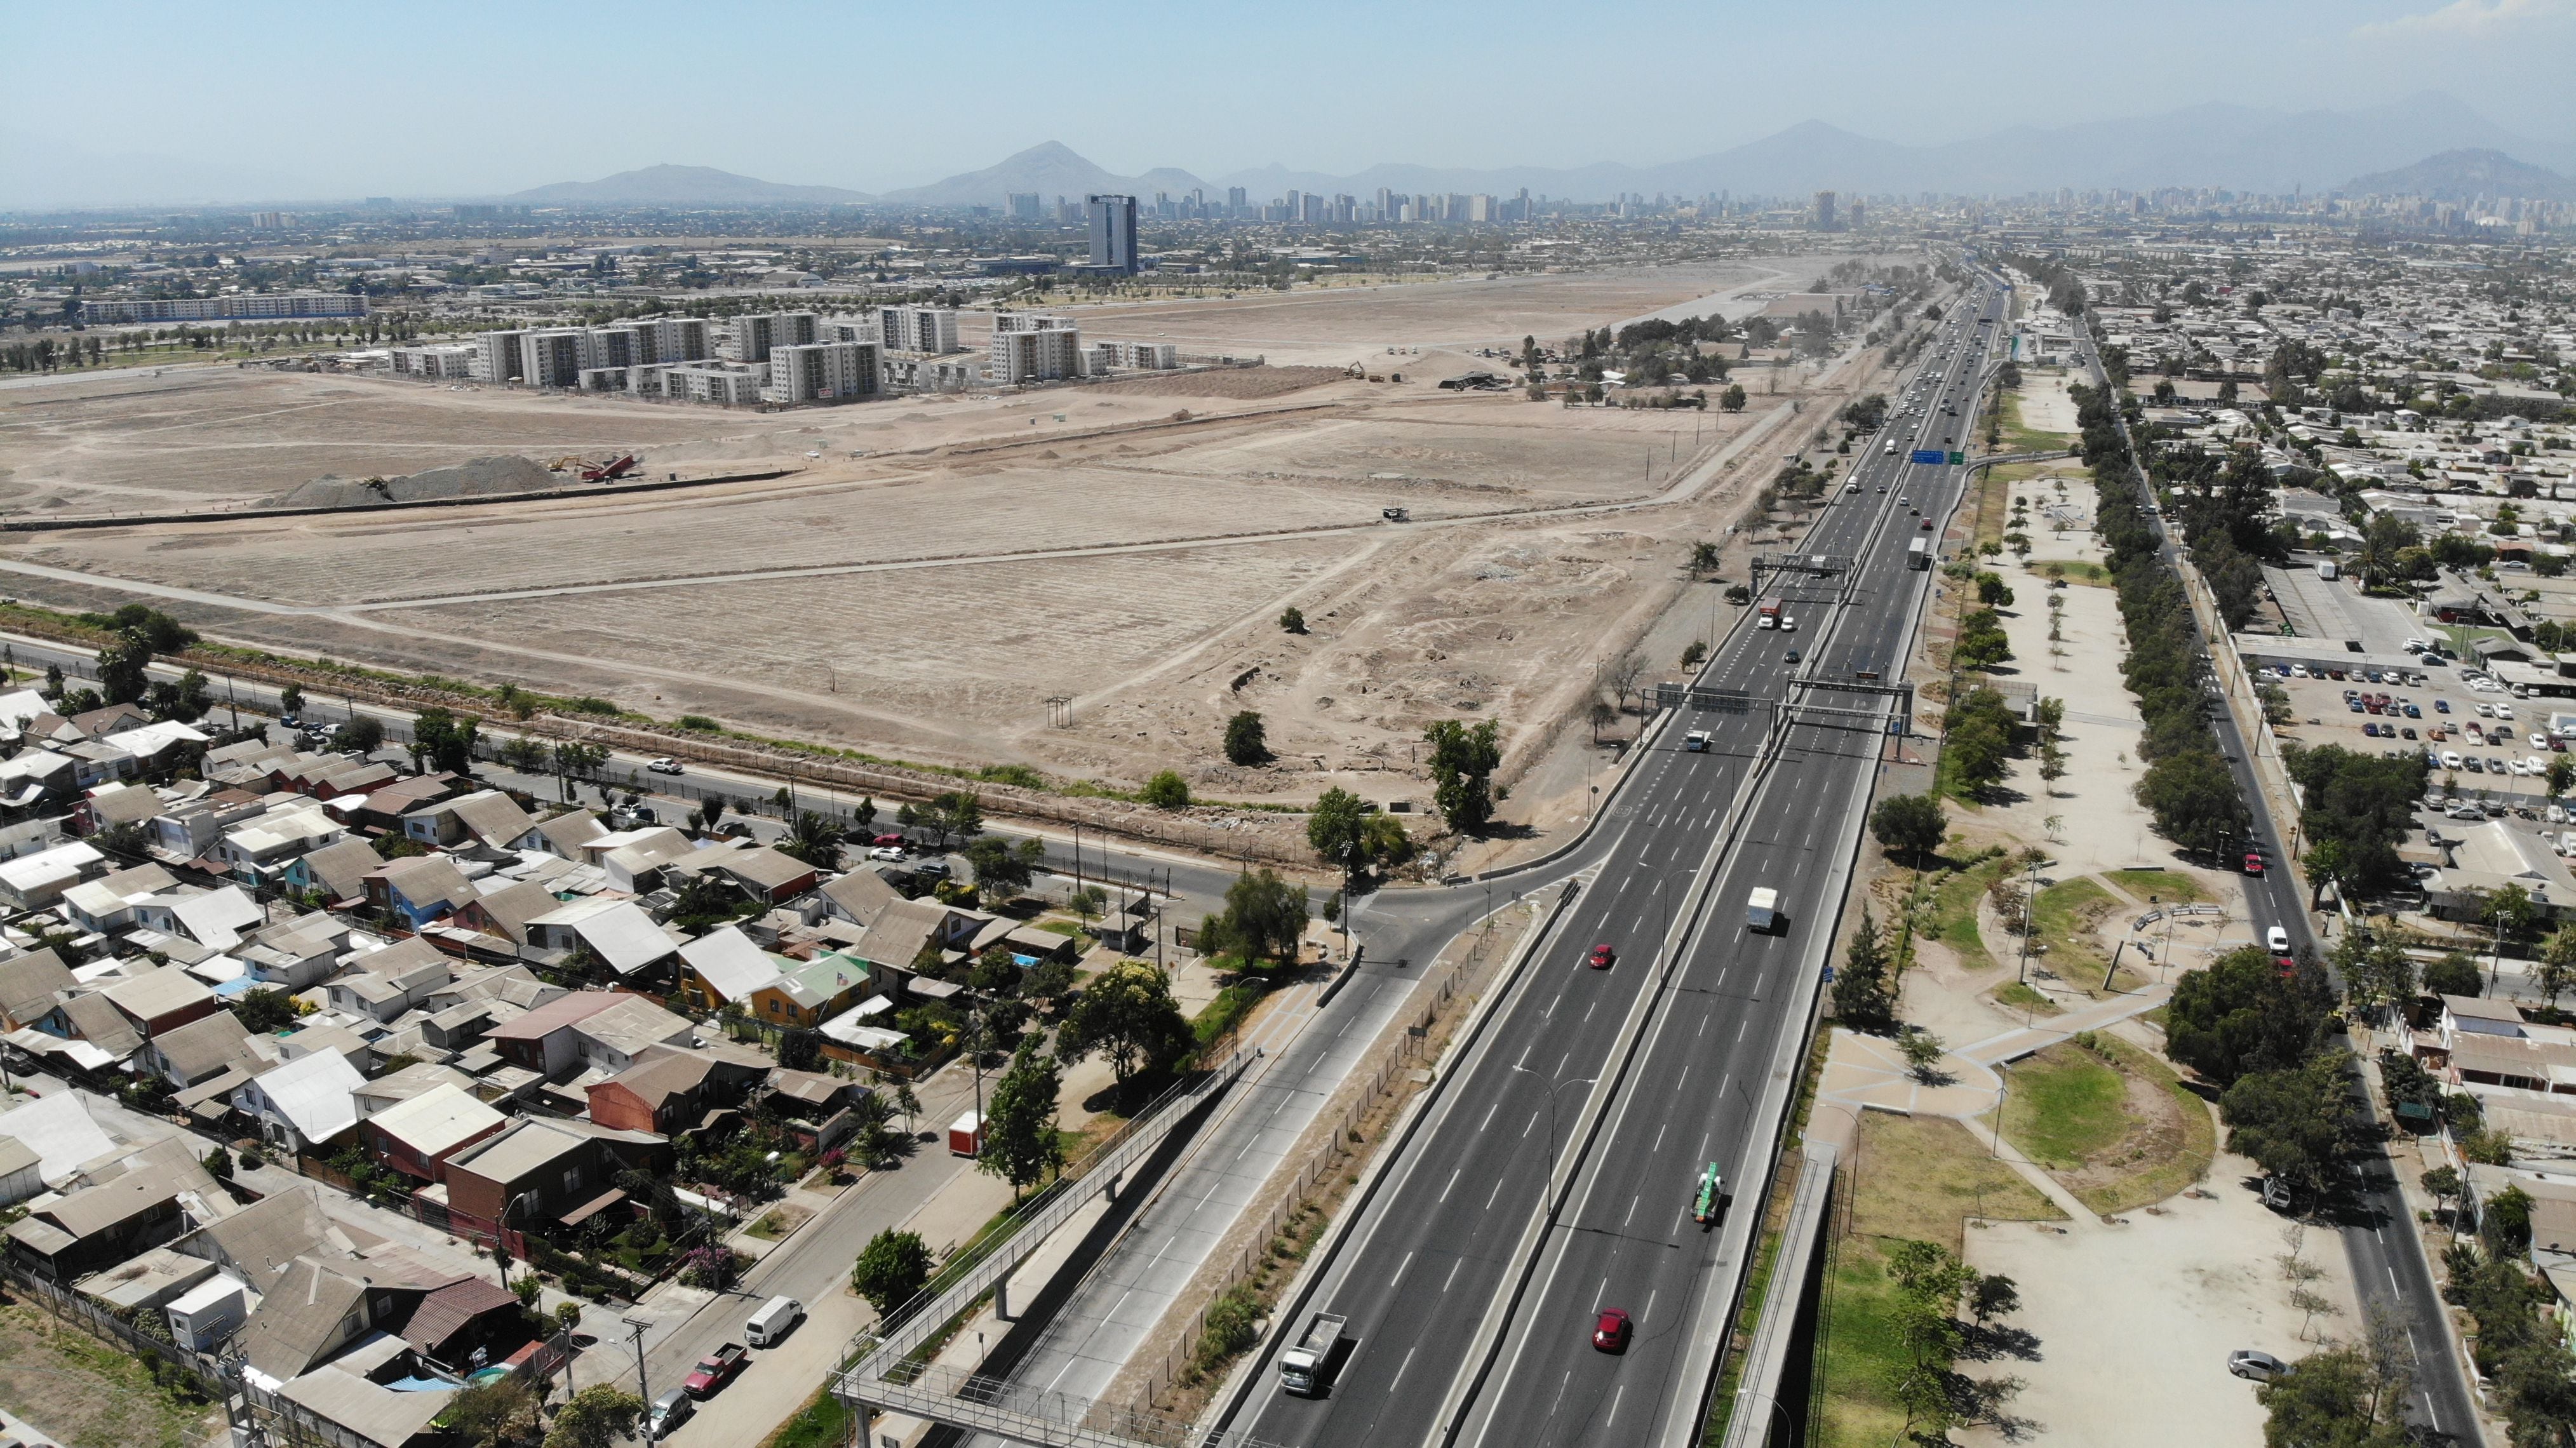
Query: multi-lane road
2078,343,2479,1442
1212,283,2008,1448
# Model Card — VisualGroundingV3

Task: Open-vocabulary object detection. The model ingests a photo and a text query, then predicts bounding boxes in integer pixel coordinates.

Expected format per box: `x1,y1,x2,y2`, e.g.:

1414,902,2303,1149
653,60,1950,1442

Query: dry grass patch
0,1302,220,1448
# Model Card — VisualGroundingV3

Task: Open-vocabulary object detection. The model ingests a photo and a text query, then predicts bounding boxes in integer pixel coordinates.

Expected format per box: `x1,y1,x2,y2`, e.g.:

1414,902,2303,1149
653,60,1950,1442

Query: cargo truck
1279,1311,1349,1396
1756,601,1780,629
1746,887,1780,933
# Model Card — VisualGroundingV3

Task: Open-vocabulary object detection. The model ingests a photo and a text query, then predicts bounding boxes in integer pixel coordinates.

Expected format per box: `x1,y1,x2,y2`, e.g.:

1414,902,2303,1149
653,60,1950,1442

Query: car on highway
1592,1308,1632,1352
646,757,684,775
2228,1349,2287,1382
1684,730,1711,751
1919,518,1935,530
1784,648,1802,664
1587,943,1616,970
1778,616,1797,632
2243,852,2264,875
2266,925,2291,954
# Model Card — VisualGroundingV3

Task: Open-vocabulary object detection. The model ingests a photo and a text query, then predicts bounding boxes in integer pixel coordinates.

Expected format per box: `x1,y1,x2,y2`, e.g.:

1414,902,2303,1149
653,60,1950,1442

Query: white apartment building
579,366,631,392
1089,340,1179,370
822,316,881,346
654,362,768,406
520,329,589,389
989,318,1085,384
389,344,478,379
633,317,712,363
876,305,961,354
764,341,882,404
884,354,984,392
471,329,527,382
721,312,819,364
81,292,365,324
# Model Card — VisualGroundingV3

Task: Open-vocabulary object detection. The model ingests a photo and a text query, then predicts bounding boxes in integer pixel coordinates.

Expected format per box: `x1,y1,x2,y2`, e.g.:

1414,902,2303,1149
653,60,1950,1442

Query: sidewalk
1814,986,2173,1146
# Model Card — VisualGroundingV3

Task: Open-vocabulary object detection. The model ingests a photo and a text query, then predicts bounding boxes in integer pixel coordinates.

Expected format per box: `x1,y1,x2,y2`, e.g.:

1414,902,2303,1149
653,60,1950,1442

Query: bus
1907,537,1931,570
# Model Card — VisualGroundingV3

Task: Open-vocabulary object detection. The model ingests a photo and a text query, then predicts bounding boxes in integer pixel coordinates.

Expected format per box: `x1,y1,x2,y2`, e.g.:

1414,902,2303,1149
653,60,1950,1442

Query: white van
2265,925,2291,955
745,1296,804,1347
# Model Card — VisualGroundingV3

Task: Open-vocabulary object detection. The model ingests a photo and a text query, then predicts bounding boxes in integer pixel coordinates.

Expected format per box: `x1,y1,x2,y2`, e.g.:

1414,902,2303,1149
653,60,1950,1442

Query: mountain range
2340,147,2576,203
505,164,875,206
500,93,2569,212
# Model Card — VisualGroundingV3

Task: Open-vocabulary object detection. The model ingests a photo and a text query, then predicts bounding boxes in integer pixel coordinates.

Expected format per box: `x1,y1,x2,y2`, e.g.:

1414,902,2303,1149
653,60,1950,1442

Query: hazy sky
8,0,2575,201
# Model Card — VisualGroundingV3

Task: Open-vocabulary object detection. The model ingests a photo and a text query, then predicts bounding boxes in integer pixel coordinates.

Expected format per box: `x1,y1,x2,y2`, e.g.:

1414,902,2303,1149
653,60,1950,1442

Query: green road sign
1948,450,1966,465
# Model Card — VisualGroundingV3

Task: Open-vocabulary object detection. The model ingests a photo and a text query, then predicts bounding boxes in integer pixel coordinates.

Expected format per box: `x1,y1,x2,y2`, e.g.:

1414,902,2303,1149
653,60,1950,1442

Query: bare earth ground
0,259,1882,807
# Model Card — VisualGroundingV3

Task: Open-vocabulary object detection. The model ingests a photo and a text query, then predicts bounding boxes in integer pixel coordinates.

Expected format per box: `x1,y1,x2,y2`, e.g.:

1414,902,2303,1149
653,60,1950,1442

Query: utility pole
623,1314,650,1416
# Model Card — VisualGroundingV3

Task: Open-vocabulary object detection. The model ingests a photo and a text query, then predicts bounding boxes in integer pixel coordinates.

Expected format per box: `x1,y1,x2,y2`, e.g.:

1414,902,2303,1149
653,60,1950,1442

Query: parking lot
2261,648,2573,806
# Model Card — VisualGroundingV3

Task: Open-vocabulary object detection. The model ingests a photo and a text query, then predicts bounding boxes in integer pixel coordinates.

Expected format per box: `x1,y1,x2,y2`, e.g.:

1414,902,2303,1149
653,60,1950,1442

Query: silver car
649,1388,695,1440
2227,1349,2287,1382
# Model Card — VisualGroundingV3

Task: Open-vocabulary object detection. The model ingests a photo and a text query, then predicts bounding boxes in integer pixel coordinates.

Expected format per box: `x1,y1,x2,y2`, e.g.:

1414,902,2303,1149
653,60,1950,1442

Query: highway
1219,284,2006,1448
2077,340,2480,1443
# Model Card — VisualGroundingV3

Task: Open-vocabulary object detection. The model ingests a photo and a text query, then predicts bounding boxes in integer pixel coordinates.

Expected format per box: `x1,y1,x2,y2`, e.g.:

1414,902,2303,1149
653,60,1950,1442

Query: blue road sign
1909,448,1946,464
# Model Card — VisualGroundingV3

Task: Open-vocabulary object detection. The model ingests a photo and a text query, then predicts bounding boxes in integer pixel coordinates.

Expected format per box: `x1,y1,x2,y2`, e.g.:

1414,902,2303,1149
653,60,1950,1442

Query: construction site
0,255,1914,844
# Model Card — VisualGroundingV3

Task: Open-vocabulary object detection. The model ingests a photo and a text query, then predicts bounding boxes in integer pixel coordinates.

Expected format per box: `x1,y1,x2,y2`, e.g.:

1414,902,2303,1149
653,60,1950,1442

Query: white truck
1747,887,1780,933
1280,1310,1348,1396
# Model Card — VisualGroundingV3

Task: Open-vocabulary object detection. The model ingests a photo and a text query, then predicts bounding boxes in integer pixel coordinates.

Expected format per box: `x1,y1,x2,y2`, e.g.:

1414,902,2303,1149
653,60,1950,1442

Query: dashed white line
1440,1168,1462,1203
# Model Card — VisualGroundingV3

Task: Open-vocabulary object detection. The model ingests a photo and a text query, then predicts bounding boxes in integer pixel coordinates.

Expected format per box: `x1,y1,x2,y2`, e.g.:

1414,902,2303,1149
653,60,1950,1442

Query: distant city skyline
4,0,2573,208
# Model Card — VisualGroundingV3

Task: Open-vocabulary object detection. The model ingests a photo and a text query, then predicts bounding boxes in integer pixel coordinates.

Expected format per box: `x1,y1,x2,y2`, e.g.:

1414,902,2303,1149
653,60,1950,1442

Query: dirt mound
1080,365,1346,399
271,453,560,509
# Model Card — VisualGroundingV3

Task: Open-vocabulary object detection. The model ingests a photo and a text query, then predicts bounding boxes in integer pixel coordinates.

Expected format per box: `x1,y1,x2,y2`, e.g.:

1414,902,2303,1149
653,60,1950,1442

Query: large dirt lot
0,258,1898,803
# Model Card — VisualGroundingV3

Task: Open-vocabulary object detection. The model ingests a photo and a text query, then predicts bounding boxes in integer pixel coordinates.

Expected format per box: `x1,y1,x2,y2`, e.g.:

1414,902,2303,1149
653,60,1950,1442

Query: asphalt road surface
2081,343,2479,1444
1223,287,2008,1448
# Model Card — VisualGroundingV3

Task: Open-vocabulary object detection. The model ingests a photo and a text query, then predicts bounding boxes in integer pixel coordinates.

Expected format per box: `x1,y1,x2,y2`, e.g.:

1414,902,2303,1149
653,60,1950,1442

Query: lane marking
1440,1168,1462,1203
1479,1101,1499,1132
1388,1344,1418,1395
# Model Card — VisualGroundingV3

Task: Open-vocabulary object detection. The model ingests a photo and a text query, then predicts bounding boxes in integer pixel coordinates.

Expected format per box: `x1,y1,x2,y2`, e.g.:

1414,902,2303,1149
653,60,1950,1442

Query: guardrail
834,1047,1256,1438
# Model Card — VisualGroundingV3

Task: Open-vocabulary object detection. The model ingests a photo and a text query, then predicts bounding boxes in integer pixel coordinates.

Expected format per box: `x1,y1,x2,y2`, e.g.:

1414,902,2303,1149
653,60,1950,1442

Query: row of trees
2081,381,2249,859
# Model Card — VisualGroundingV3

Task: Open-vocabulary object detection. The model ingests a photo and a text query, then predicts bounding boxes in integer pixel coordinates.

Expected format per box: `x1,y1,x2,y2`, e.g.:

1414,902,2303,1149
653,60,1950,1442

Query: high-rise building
723,312,818,364
765,341,882,403
876,305,960,354
1085,194,1139,274
520,329,588,389
1008,192,1042,221
1813,191,1837,229
989,316,1084,384
472,330,527,383
1228,186,1248,216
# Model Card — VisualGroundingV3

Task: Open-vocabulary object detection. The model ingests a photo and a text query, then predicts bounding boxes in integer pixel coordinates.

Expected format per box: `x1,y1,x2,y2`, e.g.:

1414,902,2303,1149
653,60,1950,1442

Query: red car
1592,1308,1632,1352
683,1343,748,1398
2276,956,2299,978
1919,518,1935,530
870,833,906,848
1587,943,1616,970
2243,852,2265,875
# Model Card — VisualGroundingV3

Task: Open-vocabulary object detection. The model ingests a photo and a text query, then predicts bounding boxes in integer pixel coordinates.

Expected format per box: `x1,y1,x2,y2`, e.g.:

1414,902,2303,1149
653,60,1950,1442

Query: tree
1865,783,1937,861
96,631,152,706
1898,1028,1946,1083
234,986,299,1033
1060,960,1194,1084
1969,1273,2020,1325
1278,607,1306,634
931,789,985,846
146,668,212,723
978,1040,1064,1200
278,683,306,718
1952,607,2013,669
544,1386,643,1448
1687,540,1722,577
2425,951,2483,997
1425,718,1503,833
963,835,1045,901
2220,1055,2351,1195
1308,786,1371,873
1224,710,1271,766
850,1228,934,1316
2485,1182,2537,1258
2488,882,2540,969
779,810,843,869
2422,1165,2464,1223
776,1028,822,1073
332,714,384,754
2539,929,2576,1011
1721,383,1747,412
497,734,548,774
1680,640,1707,670
1973,572,2015,607
2257,1346,2413,1448
1141,770,1192,809
695,794,728,834
1198,868,1310,965
445,1376,541,1448
410,707,478,774
1832,907,1896,1031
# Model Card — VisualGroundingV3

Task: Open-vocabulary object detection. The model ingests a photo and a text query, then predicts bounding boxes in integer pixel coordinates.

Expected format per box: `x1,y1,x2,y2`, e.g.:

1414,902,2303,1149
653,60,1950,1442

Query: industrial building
81,293,367,324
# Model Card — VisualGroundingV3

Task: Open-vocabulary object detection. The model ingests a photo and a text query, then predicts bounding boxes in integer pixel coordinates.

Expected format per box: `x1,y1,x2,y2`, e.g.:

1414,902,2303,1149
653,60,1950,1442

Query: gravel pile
271,453,559,508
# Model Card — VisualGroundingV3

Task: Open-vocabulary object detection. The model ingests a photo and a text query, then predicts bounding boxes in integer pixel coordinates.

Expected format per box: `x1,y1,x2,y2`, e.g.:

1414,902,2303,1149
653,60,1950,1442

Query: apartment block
876,305,960,354
82,293,366,324
1086,194,1139,274
764,341,882,404
471,330,527,383
1087,340,1179,371
989,318,1085,384
518,329,588,389
883,354,983,392
389,345,478,379
722,312,819,365
631,317,711,364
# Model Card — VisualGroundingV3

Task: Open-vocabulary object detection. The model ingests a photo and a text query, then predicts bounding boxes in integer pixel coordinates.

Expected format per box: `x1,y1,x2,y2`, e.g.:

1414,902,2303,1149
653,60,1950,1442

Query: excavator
545,454,639,481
